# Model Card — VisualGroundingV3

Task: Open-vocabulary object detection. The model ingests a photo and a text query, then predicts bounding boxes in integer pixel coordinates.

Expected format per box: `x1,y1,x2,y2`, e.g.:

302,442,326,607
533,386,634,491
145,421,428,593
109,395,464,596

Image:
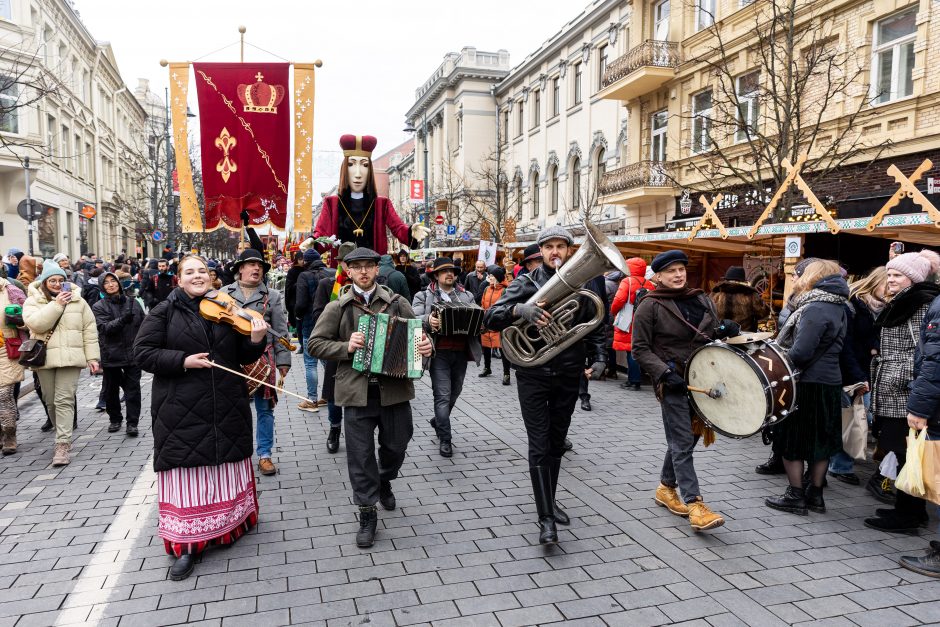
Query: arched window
531,172,540,217
595,148,606,190
571,158,581,211
549,166,559,214
514,177,523,218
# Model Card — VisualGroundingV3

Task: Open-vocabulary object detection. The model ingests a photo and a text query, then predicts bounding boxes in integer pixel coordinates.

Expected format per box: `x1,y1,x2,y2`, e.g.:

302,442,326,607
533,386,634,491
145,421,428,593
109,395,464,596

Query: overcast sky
76,0,585,201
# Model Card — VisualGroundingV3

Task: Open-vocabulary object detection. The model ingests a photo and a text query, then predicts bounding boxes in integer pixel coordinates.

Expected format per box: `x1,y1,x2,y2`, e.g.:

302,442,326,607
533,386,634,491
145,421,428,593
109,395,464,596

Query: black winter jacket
785,275,848,386
295,261,332,323
134,288,267,472
92,292,144,367
284,265,304,321
909,294,940,425
463,271,489,305
482,263,607,373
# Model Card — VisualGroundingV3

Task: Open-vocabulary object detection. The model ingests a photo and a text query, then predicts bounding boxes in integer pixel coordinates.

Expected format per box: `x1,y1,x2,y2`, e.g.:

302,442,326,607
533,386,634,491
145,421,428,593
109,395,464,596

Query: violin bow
206,360,313,405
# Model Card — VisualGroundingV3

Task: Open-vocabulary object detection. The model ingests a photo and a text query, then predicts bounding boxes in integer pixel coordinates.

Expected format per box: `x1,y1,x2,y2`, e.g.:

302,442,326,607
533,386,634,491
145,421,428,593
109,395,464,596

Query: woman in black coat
134,255,268,581
92,272,145,436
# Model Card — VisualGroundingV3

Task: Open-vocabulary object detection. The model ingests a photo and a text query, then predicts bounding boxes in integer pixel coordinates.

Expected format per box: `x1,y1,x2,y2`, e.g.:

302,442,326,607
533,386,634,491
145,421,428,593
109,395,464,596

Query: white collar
353,284,376,303
350,191,364,200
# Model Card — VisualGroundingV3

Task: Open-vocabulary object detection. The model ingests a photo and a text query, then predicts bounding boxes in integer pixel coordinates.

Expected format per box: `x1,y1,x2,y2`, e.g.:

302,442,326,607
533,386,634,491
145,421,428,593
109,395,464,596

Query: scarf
643,285,704,300
776,287,847,350
876,282,940,328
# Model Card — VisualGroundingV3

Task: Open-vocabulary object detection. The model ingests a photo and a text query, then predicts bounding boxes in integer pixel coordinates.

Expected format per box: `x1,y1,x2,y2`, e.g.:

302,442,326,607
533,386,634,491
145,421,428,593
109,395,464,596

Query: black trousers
103,365,142,426
344,386,413,506
516,370,580,467
879,416,927,520
482,347,510,375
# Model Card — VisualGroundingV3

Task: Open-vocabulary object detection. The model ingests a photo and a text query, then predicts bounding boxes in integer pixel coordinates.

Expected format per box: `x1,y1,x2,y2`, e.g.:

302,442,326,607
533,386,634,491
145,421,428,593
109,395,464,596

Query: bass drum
685,339,797,439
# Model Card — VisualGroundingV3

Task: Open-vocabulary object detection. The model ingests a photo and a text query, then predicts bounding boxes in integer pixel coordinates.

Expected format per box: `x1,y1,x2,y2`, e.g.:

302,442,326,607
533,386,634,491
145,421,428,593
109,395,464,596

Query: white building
0,0,148,261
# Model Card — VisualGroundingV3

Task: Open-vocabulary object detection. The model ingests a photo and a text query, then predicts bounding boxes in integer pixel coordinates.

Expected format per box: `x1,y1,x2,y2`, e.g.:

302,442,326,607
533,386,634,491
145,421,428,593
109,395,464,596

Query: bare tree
0,36,61,159
462,149,518,243
428,152,473,244
561,160,607,225
674,0,886,220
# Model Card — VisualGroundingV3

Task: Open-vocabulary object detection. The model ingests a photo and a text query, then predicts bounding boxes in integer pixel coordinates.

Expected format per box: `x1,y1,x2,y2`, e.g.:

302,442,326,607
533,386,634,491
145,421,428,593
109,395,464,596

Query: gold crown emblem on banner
237,72,285,114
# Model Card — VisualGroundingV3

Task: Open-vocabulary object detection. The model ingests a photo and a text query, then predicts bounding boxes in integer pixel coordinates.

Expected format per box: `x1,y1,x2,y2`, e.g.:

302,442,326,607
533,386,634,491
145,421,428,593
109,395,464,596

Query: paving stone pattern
0,356,938,626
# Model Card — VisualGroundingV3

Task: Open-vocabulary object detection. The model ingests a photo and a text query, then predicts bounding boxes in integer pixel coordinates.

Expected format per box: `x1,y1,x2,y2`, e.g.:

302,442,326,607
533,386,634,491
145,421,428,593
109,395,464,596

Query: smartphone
61,283,71,293
892,242,904,255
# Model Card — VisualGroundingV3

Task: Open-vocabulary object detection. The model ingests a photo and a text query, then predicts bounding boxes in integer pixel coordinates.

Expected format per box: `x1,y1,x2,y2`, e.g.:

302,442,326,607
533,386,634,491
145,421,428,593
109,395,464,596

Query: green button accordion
351,313,424,379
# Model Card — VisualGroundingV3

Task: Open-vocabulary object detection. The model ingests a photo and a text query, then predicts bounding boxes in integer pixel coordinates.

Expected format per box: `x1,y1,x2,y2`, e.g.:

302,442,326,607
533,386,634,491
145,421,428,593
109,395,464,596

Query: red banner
193,62,290,230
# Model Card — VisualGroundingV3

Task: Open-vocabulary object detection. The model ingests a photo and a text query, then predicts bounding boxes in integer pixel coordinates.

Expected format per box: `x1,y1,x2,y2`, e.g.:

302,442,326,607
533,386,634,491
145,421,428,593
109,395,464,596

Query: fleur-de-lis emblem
215,127,237,183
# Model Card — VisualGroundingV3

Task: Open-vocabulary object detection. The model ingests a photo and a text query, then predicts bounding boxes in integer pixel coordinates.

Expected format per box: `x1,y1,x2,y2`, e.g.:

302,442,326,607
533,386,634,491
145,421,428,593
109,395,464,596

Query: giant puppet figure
313,135,429,256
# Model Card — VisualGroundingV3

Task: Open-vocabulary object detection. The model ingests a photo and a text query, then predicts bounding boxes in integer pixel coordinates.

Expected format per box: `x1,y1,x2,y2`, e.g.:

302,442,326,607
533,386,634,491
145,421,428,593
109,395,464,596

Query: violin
199,290,297,351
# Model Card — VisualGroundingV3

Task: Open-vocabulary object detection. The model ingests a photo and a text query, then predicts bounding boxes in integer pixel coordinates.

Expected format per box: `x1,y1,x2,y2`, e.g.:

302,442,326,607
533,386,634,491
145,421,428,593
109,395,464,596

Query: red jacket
611,257,653,352
314,195,413,256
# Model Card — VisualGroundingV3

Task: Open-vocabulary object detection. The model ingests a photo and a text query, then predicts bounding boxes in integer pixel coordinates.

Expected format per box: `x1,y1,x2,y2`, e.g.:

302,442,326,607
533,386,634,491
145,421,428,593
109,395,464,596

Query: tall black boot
548,458,569,525
805,485,826,513
356,506,378,548
530,466,557,544
765,485,807,515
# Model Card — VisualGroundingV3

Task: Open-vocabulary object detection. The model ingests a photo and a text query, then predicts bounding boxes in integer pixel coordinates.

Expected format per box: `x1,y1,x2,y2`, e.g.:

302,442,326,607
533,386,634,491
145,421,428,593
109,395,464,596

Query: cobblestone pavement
1,353,939,626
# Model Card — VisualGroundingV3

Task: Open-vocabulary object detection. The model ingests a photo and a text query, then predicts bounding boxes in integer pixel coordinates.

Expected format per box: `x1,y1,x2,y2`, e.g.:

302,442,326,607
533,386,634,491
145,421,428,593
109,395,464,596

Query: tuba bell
501,221,629,367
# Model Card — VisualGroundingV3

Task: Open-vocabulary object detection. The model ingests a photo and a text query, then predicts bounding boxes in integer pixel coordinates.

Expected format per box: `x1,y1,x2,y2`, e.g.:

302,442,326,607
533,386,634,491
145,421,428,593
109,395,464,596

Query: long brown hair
794,260,841,295
337,157,378,197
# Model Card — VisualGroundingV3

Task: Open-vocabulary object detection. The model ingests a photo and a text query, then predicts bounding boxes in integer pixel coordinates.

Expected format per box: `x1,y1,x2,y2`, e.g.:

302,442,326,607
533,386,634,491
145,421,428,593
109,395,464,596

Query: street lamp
403,112,429,244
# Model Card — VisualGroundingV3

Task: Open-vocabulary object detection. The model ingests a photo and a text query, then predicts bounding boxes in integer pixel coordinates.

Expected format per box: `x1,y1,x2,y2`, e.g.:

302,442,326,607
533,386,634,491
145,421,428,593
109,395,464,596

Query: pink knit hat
886,251,936,284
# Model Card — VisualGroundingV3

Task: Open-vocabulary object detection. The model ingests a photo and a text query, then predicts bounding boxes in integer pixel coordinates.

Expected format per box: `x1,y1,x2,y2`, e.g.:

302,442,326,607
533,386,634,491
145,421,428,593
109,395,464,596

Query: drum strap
654,299,714,343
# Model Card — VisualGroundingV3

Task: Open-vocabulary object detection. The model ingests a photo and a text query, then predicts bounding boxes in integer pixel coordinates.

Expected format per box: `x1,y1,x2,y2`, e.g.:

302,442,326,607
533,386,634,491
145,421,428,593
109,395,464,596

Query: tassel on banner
292,63,317,232
168,63,204,232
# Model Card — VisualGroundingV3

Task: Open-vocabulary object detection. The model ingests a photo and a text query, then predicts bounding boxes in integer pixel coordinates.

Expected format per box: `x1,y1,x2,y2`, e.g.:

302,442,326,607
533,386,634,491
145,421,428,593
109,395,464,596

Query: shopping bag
895,428,927,497
841,387,868,461
922,439,940,506
880,451,898,480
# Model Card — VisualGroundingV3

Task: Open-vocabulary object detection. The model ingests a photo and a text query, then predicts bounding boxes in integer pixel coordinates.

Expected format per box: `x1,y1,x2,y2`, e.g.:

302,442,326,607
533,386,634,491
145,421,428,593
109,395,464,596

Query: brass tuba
501,221,629,367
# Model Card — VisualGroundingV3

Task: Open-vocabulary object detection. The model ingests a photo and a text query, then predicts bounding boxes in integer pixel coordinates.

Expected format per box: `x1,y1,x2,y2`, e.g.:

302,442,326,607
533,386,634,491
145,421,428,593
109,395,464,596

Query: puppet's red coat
313,195,412,256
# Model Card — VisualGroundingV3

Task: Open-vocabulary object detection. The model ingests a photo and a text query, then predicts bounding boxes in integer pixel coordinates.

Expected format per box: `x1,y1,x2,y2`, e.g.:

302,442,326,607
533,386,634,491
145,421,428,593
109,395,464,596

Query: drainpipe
89,47,103,256
110,85,128,258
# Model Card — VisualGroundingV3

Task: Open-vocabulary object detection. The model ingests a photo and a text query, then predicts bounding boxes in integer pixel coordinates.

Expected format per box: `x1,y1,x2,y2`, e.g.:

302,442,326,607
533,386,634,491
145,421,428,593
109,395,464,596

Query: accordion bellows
352,313,424,379
432,301,485,336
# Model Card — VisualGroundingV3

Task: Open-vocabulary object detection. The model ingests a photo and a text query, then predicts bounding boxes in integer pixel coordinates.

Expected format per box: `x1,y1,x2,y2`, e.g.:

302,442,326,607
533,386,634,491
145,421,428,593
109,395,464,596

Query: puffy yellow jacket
23,282,100,369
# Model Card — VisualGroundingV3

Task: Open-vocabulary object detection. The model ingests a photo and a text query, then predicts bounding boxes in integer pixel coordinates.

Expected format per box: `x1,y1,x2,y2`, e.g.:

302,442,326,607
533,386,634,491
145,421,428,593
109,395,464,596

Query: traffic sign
446,225,457,236
80,204,96,219
434,215,444,225
16,199,42,221
461,232,471,241
434,224,446,238
152,230,164,242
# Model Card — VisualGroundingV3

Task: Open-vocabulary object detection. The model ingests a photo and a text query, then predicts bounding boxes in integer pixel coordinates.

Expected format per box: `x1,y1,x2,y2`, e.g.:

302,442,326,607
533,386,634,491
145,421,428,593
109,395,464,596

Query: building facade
0,0,148,261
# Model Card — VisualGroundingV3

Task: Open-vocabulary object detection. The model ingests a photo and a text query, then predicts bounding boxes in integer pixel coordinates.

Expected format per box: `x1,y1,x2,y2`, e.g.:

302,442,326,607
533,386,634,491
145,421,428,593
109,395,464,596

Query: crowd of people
3,233,940,583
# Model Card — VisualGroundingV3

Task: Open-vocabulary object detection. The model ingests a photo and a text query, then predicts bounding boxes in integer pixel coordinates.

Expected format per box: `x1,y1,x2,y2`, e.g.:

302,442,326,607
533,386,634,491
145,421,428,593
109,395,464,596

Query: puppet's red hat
340,134,377,158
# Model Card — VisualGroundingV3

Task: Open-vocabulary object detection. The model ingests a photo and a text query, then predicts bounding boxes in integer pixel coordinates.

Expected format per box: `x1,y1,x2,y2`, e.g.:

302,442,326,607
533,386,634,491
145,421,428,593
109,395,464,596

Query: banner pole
239,26,246,62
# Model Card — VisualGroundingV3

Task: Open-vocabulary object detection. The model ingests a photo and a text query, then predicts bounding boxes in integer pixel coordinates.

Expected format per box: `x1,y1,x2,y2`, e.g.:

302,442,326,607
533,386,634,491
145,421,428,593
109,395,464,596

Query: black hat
343,247,381,264
522,244,542,263
430,257,458,275
650,250,689,273
487,265,506,282
723,266,746,282
232,249,271,274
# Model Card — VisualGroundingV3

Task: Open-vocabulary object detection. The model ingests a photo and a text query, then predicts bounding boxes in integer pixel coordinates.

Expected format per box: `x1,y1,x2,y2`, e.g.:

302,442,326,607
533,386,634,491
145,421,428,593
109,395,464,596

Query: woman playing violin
134,254,269,582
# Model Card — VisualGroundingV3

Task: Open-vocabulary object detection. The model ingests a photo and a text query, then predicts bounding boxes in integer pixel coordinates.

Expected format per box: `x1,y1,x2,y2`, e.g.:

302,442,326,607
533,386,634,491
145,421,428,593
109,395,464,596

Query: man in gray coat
412,257,482,457
309,247,433,548
221,249,290,477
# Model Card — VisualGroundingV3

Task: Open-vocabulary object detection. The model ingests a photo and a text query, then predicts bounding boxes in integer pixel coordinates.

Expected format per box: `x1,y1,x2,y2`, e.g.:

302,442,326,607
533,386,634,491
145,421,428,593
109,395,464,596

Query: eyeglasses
348,263,376,272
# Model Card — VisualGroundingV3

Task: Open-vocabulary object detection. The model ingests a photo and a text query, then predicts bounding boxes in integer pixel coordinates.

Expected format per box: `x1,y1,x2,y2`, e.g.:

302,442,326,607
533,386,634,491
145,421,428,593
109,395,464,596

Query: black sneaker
326,426,341,454
40,418,53,432
356,506,378,548
107,423,121,433
126,424,139,437
899,552,940,578
169,553,200,581
478,368,492,378
875,508,928,527
867,473,896,504
379,480,396,511
563,438,573,452
439,440,453,458
828,471,860,485
864,512,921,534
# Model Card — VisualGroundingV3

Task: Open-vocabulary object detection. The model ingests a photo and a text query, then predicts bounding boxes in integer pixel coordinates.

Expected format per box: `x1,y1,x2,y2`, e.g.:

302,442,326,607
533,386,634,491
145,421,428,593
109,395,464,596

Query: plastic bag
896,428,927,498
880,451,898,480
841,386,868,461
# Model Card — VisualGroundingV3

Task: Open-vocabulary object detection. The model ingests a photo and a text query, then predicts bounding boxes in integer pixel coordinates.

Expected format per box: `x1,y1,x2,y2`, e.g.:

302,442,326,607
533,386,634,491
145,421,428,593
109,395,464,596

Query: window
651,110,668,161
736,71,759,142
571,158,581,211
42,27,52,65
456,115,463,145
501,109,509,143
871,8,916,104
691,90,713,153
60,125,69,169
73,133,81,175
573,63,583,105
552,77,560,116
595,148,607,190
549,166,559,214
653,0,670,40
46,114,55,153
696,0,715,31
597,44,609,90
0,78,17,133
531,173,540,217
0,0,11,20
517,100,524,137
532,90,540,128
84,141,92,177
514,178,523,217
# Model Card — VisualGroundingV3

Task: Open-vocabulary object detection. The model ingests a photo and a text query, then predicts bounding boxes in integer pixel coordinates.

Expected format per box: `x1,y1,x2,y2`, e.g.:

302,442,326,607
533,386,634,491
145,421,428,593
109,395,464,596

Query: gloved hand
515,302,551,326
585,361,606,380
715,319,741,340
240,210,250,227
661,371,687,392
121,311,134,323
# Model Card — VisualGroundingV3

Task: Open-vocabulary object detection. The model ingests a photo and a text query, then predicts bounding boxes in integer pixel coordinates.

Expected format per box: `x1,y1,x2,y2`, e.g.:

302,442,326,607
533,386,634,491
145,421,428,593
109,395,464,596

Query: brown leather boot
688,497,724,531
654,484,689,517
1,427,16,455
258,458,277,476
52,442,70,467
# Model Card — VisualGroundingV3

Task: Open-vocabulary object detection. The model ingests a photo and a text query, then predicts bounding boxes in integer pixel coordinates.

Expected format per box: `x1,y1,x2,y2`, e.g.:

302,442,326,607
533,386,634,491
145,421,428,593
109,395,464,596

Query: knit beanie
886,251,935,284
303,248,321,264
37,258,67,284
794,257,821,277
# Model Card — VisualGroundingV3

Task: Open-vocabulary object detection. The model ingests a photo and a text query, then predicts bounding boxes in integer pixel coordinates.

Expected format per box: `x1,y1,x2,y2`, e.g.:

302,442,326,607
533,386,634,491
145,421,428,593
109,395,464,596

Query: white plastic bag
896,428,927,498
880,451,898,481
841,385,868,461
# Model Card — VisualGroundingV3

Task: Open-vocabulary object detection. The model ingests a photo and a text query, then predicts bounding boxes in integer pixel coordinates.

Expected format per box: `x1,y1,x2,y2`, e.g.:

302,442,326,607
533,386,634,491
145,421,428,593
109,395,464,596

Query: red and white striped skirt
157,458,259,556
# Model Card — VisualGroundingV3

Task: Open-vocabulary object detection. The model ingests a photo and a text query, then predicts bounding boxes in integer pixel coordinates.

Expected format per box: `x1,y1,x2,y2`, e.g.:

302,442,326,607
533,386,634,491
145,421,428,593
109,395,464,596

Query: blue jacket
788,274,849,386
909,294,940,424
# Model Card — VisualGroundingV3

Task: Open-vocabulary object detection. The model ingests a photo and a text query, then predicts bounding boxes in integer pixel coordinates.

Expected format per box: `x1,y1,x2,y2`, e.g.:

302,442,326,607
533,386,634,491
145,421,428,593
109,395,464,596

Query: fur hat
887,251,937,284
536,225,574,246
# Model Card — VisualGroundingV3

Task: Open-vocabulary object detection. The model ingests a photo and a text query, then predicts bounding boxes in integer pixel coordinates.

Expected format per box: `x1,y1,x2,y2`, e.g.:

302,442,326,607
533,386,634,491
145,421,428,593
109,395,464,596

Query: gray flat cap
536,225,574,246
343,247,381,263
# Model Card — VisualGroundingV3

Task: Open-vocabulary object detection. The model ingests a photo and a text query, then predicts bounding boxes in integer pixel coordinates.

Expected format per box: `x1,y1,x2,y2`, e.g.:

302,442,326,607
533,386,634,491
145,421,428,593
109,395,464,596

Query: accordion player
431,301,485,336
352,312,425,379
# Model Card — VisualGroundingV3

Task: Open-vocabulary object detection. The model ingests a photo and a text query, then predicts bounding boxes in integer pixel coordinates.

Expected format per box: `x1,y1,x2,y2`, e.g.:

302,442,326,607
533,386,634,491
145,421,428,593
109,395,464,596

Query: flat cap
537,225,574,246
337,242,357,261
650,249,689,273
343,247,381,263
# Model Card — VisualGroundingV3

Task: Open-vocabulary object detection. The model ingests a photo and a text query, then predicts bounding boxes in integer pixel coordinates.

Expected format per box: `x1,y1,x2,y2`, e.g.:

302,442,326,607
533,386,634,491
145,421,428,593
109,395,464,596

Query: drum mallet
688,385,722,399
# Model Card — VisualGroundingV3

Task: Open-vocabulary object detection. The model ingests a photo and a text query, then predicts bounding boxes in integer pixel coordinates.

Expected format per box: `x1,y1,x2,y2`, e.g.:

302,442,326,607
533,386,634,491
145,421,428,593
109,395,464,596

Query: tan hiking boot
298,399,319,412
258,458,277,476
1,427,16,455
688,497,724,531
52,442,70,467
654,484,689,517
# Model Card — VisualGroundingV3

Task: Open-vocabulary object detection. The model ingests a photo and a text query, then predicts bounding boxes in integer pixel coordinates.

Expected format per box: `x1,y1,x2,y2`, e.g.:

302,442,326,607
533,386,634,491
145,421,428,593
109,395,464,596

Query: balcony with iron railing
599,40,680,101
598,160,677,204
